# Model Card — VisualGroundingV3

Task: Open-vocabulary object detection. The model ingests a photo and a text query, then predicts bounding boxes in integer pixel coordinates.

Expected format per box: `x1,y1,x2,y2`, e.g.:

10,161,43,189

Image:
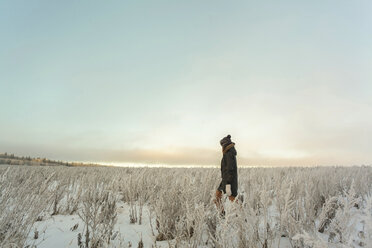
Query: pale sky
1,1,371,166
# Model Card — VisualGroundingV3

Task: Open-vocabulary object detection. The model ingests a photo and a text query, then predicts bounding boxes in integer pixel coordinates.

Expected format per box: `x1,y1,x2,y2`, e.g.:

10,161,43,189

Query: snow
27,215,84,248
26,203,170,248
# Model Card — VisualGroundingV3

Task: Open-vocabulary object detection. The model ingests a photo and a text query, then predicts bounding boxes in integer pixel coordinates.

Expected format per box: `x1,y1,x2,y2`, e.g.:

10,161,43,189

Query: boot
228,195,237,202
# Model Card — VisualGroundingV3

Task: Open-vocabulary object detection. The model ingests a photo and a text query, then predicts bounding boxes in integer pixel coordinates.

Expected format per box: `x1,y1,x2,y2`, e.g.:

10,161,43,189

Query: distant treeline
0,152,105,167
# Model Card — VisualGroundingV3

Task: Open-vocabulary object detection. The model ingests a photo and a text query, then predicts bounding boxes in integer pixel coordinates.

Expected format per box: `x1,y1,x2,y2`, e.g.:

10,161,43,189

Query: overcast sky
1,1,371,166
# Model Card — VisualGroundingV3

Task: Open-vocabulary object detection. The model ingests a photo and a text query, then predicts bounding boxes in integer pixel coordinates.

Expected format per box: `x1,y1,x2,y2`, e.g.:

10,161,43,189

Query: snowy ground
26,203,168,248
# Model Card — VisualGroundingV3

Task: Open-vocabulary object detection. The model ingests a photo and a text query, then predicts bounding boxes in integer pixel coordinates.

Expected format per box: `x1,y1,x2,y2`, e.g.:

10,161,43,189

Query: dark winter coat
218,144,238,197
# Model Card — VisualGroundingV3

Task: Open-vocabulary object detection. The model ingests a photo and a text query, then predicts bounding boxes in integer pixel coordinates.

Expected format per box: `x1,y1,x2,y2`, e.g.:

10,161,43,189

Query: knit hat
220,135,232,147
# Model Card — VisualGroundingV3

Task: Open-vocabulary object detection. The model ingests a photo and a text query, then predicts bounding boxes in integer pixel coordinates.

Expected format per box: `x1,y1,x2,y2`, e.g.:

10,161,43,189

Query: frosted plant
318,196,339,233
0,166,52,247
357,193,372,246
50,180,68,215
0,163,372,247
276,179,296,246
78,184,118,247
327,181,361,245
292,231,329,248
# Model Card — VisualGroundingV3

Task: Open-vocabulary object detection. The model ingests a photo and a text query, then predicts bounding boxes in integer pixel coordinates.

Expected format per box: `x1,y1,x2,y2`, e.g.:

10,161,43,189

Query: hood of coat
223,143,237,155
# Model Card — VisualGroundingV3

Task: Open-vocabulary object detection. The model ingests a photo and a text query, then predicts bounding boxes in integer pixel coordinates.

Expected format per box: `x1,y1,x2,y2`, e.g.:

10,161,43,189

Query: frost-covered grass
0,164,371,247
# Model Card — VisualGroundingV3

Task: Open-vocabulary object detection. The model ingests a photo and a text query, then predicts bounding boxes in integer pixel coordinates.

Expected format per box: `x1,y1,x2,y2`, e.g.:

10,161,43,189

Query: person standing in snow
214,134,238,211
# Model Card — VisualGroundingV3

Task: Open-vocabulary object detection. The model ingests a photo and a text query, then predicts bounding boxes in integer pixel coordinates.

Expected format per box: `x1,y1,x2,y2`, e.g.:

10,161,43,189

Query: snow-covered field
25,203,164,248
0,164,371,247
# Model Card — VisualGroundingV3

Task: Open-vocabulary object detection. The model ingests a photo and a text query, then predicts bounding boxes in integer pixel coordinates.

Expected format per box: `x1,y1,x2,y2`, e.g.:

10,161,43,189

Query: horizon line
1,151,371,168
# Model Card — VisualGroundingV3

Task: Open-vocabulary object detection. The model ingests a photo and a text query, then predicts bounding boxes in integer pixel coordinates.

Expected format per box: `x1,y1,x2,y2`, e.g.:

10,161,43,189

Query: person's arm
220,157,228,193
221,153,235,195
225,152,235,184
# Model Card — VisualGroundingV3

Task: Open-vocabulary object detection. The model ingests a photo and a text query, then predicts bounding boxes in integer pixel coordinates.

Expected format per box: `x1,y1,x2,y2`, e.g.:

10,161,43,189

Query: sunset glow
1,1,371,166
